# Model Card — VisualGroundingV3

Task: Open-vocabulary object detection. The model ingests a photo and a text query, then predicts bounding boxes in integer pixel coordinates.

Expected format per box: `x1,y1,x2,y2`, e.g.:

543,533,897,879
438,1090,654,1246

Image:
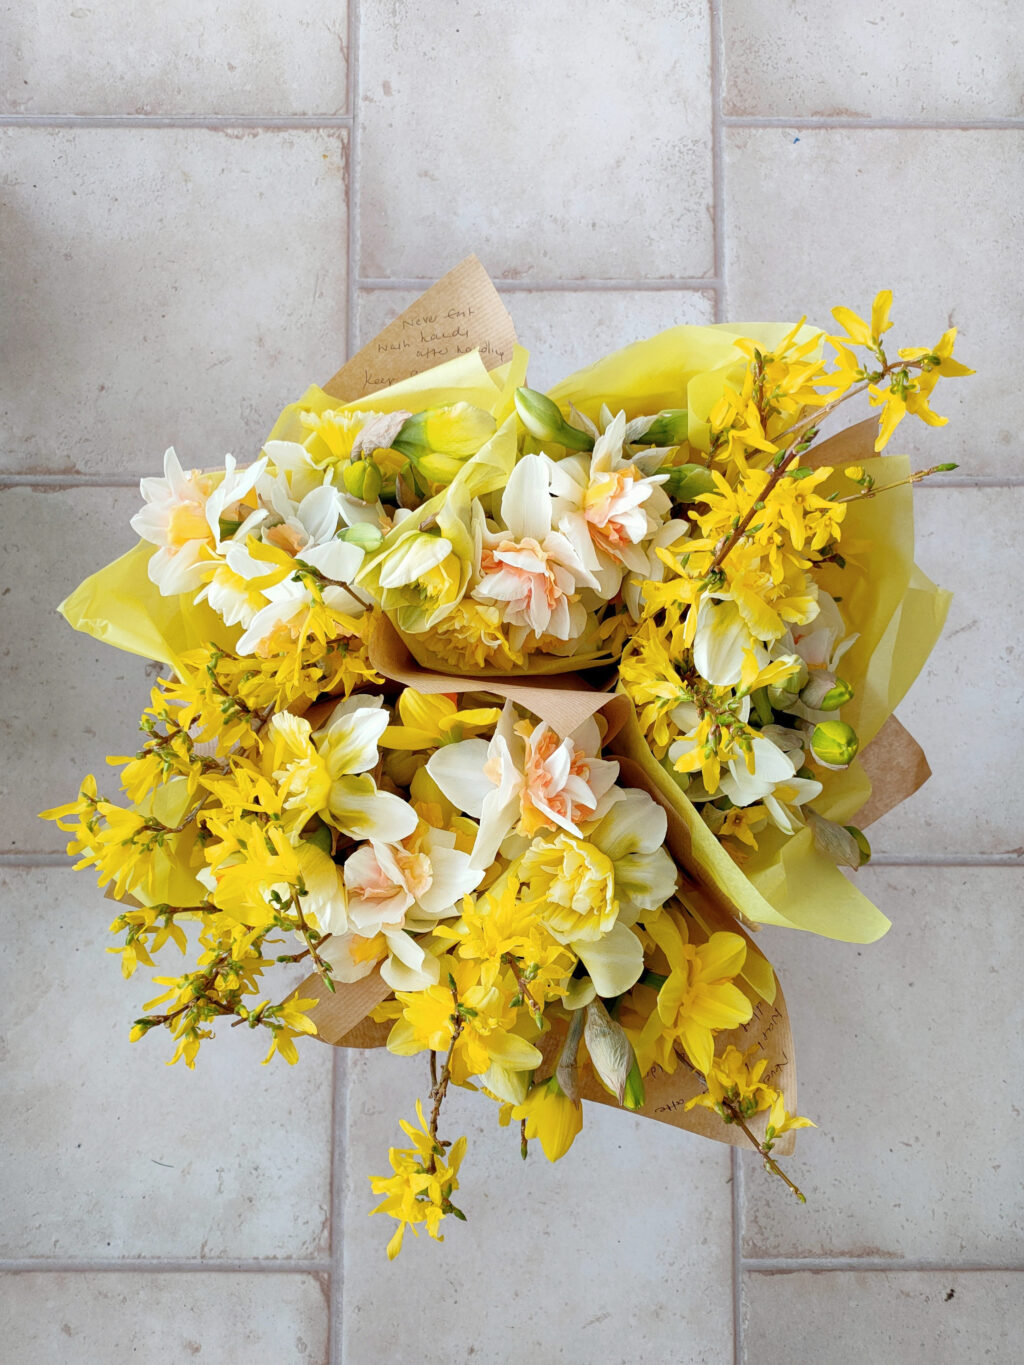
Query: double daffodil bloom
426,701,619,871
472,453,598,646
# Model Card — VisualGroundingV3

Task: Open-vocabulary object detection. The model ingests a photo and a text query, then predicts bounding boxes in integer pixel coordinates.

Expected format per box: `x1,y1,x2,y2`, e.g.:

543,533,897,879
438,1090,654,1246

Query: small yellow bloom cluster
619,294,970,859
369,1101,468,1259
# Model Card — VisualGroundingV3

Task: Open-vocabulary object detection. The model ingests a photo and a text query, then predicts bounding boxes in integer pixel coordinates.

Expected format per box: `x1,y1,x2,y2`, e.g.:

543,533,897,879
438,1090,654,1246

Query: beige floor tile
0,127,348,477
341,1048,734,1364
1,486,155,854
358,1,713,281
0,866,334,1260
0,2,348,116
723,1,1022,120
723,128,1023,477
740,865,1024,1262
743,1270,1023,1365
358,287,716,393
868,486,1022,857
0,1271,328,1364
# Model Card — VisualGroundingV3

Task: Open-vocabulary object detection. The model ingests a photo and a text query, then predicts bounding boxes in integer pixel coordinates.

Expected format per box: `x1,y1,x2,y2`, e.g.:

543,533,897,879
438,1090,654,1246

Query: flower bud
341,458,383,503
556,1008,585,1102
808,811,863,869
800,671,854,712
642,408,689,446
514,386,594,451
622,1057,646,1112
393,402,496,459
844,824,872,865
584,998,636,1105
810,720,859,767
336,522,384,553
767,655,809,708
659,462,717,502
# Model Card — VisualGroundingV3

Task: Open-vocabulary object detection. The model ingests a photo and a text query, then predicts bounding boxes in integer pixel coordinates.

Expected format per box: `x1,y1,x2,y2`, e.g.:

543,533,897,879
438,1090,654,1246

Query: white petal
572,922,644,999
426,739,495,817
501,453,551,542
297,538,365,582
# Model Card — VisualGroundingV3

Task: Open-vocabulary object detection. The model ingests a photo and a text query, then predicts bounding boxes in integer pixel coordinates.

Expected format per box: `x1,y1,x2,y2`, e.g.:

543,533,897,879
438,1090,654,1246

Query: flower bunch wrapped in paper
44,258,969,1255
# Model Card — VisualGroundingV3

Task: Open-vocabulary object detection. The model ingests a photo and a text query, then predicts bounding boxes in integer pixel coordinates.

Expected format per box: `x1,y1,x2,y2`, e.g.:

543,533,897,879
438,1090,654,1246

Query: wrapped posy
43,258,968,1256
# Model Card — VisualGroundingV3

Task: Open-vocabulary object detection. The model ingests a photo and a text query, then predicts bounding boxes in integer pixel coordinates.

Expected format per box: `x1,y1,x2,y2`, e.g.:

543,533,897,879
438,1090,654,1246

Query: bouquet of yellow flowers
43,257,969,1257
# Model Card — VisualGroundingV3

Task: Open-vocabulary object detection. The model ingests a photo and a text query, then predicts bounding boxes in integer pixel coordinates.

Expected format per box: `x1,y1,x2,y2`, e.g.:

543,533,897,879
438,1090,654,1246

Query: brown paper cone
322,255,517,402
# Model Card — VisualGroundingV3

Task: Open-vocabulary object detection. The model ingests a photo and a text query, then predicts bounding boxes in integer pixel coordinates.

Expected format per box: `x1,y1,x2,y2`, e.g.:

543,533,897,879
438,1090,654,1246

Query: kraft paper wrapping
322,254,518,401
300,677,798,1152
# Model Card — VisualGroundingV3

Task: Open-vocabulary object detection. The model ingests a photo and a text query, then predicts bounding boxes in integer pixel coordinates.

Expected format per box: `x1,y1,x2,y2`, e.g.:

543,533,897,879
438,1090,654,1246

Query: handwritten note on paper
322,254,518,403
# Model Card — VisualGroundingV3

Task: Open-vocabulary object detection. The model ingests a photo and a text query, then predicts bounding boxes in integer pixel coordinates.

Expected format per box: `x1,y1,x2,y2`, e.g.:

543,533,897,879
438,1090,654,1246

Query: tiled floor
2,3,1022,1362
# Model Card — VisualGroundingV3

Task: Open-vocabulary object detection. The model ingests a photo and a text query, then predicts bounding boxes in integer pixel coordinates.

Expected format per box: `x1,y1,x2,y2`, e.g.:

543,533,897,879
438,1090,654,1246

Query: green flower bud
622,1057,646,1112
392,402,496,459
767,655,809,708
336,523,383,553
642,408,689,446
844,825,872,865
341,458,383,503
514,386,594,451
800,671,854,712
659,462,717,502
810,720,859,767
808,811,862,869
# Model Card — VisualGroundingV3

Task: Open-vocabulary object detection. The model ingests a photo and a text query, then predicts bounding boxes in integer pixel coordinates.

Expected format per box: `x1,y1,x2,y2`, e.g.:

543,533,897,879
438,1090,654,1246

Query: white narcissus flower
471,454,598,648
712,733,822,836
426,701,619,871
334,824,483,991
546,410,672,599
131,448,267,597
265,700,417,845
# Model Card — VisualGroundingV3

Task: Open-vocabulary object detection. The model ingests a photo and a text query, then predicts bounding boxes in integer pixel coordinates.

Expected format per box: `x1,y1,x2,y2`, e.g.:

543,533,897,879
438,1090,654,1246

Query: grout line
914,477,1024,489
0,115,353,129
709,0,725,316
355,277,721,293
0,1258,332,1274
0,854,73,867
743,1257,1024,1274
731,1149,743,1365
870,854,1024,868
346,0,362,361
5,851,1020,870
329,1050,349,1365
6,474,1022,493
722,115,1024,131
1,474,143,488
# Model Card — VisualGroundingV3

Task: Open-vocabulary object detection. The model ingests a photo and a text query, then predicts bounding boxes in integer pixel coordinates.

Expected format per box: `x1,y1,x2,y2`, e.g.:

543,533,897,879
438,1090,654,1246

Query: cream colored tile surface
4,4,1021,1362
358,1,713,281
358,287,716,392
0,127,348,477
0,1272,329,1364
743,1271,1024,1365
723,1,1022,119
0,487,152,854
0,2,348,116
0,866,334,1260
868,487,1023,857
741,866,1024,1261
724,128,1023,477
341,1050,733,1363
